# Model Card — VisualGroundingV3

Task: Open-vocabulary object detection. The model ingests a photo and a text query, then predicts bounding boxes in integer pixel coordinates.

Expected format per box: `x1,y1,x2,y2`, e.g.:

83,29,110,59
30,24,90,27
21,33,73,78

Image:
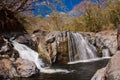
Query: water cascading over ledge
67,32,98,62
12,41,69,73
45,31,111,63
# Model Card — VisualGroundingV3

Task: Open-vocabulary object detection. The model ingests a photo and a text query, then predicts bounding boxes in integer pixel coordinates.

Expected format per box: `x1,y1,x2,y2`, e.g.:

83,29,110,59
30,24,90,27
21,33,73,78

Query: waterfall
12,41,69,73
12,41,44,69
102,46,110,57
67,32,98,62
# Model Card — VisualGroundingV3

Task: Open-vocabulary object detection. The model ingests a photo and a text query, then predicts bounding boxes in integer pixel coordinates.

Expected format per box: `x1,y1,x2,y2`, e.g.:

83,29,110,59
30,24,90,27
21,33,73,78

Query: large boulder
95,30,117,55
105,51,120,80
14,58,39,77
91,67,106,80
0,58,39,79
91,51,120,80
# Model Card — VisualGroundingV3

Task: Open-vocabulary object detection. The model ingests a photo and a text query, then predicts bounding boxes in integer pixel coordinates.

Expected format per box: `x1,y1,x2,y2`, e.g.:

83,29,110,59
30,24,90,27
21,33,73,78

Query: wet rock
15,34,38,51
0,37,19,59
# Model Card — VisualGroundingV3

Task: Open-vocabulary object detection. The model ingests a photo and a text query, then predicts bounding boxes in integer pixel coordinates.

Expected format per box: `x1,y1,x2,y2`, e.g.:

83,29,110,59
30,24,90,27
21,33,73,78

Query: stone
106,51,120,80
95,30,117,55
45,31,69,64
92,51,120,80
15,34,38,51
0,58,39,79
14,58,39,77
91,67,106,80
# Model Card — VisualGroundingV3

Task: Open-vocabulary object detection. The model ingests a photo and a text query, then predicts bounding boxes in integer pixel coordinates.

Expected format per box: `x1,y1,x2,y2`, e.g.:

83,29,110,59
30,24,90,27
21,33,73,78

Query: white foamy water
12,41,70,73
68,57,111,64
67,32,98,61
102,48,110,57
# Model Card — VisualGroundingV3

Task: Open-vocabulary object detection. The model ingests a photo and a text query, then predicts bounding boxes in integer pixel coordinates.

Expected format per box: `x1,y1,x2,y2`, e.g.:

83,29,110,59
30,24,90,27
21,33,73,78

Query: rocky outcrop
32,31,69,64
91,67,106,80
0,58,39,79
32,30,51,65
81,30,117,56
95,30,117,55
45,31,69,64
15,34,38,51
105,51,120,80
0,36,19,59
91,51,120,80
14,58,39,77
0,36,39,79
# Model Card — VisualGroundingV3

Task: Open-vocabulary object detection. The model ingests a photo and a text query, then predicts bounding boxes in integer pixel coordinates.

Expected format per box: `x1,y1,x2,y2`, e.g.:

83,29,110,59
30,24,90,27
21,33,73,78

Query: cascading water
67,32,98,62
12,41,69,73
102,46,110,57
12,41,44,69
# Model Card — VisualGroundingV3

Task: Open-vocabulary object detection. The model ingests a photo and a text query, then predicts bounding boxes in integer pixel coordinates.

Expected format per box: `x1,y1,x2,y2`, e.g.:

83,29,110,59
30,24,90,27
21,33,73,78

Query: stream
12,58,109,80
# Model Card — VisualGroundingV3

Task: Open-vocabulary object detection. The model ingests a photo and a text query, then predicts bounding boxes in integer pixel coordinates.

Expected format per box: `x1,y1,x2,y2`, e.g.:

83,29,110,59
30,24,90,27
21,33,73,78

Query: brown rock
14,58,39,77
92,51,120,80
0,58,39,79
106,51,120,80
91,67,106,80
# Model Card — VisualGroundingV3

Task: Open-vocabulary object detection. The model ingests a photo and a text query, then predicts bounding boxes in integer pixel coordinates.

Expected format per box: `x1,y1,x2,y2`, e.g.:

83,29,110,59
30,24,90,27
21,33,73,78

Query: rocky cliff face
32,31,69,64
45,31,69,64
36,30,117,64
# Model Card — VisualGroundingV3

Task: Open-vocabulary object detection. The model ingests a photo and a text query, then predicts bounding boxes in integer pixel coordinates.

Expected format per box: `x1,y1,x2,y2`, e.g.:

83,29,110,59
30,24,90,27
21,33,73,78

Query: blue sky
33,0,83,17
64,0,83,11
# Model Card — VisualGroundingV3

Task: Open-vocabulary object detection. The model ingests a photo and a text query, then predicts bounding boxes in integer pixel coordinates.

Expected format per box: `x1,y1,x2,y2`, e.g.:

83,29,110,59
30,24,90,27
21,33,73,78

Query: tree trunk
117,24,120,50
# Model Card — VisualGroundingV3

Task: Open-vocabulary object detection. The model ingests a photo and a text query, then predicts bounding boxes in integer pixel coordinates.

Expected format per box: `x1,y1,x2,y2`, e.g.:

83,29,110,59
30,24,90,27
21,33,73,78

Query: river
12,58,109,80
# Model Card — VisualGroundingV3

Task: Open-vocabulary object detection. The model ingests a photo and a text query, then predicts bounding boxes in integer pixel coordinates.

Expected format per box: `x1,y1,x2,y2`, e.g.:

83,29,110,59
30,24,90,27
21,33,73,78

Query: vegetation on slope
0,0,120,33
28,0,120,32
